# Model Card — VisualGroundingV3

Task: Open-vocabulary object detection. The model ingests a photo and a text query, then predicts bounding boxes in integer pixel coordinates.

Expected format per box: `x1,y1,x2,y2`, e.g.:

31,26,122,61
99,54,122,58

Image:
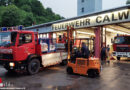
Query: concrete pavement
0,60,130,90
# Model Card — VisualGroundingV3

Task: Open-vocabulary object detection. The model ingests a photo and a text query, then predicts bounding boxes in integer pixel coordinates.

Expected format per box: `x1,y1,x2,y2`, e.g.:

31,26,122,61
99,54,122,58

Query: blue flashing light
1,27,7,31
18,25,23,30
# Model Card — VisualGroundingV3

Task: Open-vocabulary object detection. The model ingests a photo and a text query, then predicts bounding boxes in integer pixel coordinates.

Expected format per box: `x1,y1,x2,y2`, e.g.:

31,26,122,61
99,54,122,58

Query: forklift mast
67,26,74,59
67,26,95,59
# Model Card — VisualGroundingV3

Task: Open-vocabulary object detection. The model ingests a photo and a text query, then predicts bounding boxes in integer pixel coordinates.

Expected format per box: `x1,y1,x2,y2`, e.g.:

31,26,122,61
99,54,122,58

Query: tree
54,14,64,20
0,6,6,26
22,12,36,26
0,0,64,27
31,0,46,16
46,8,53,15
14,0,31,6
20,4,32,12
126,0,130,4
7,0,14,5
1,5,21,26
0,0,7,6
0,0,14,6
35,16,49,24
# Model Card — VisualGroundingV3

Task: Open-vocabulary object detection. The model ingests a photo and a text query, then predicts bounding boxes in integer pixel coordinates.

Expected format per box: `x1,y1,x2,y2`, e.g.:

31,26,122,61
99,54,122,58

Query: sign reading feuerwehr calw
52,9,130,31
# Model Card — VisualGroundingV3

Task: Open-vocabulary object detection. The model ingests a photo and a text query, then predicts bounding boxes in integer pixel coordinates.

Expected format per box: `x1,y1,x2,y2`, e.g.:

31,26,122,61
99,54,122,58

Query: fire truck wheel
60,60,67,66
117,57,120,61
27,59,40,75
66,67,73,74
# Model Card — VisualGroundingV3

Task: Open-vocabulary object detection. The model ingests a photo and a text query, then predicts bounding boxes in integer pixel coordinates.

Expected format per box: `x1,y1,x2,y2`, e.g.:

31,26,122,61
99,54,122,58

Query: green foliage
22,12,36,26
1,5,21,27
0,0,64,27
31,0,46,16
14,0,31,6
35,16,48,24
20,5,32,12
0,0,14,6
0,6,6,25
0,0,6,6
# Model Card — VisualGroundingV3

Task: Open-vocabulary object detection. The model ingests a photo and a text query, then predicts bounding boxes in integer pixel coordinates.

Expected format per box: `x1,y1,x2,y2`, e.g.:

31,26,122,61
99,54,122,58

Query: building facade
25,5,130,58
77,0,102,16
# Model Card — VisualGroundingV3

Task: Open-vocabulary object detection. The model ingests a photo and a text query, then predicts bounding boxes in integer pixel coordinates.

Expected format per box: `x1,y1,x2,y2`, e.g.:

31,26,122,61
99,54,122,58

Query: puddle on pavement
52,86,73,90
124,72,130,76
47,82,79,90
68,74,81,78
24,83,42,90
66,74,82,81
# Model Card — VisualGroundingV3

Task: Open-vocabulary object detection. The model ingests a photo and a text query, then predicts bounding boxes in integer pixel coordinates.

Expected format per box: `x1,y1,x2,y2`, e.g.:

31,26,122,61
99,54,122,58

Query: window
11,32,17,46
81,0,84,3
19,33,32,45
114,36,130,44
0,32,17,46
81,7,84,13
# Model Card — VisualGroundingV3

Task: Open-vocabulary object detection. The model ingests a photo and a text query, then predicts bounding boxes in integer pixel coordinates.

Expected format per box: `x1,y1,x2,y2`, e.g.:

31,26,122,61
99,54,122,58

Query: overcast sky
39,0,127,18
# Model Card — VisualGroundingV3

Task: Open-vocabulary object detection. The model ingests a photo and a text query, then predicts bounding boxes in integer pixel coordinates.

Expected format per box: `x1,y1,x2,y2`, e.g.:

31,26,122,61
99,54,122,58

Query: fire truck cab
0,30,41,74
0,30,67,74
113,35,130,60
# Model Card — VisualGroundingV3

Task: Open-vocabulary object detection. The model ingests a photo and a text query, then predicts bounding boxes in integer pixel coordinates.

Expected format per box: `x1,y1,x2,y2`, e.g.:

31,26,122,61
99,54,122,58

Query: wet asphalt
0,60,130,90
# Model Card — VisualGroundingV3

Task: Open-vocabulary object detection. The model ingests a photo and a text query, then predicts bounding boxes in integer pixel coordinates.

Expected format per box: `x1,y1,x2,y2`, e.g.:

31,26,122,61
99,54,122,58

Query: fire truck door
17,33,35,59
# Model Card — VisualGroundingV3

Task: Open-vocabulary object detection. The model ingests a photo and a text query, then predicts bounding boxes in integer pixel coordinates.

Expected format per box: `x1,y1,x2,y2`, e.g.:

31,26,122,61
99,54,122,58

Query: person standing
81,42,90,59
101,44,107,61
106,45,110,63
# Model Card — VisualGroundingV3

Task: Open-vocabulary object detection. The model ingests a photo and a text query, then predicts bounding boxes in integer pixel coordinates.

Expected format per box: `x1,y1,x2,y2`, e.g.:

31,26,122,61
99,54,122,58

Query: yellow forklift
66,27,101,77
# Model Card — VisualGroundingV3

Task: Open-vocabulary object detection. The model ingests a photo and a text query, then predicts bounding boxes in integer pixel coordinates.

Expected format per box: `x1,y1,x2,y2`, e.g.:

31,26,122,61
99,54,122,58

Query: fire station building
25,5,130,58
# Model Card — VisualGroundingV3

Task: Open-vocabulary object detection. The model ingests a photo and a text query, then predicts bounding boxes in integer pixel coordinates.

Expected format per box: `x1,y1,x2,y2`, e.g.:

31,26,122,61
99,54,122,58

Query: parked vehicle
113,35,130,60
0,30,67,74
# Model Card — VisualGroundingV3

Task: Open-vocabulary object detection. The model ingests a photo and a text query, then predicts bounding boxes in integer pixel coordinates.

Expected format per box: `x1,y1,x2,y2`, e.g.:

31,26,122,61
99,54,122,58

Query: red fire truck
0,29,67,74
113,35,130,60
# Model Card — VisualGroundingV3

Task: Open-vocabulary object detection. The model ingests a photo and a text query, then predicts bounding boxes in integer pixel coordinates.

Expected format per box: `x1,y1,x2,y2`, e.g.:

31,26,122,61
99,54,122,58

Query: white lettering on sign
52,9,130,31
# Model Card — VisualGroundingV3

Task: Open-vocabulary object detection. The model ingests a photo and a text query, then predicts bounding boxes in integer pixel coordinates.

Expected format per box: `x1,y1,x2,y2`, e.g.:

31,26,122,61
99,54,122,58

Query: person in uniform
81,42,90,59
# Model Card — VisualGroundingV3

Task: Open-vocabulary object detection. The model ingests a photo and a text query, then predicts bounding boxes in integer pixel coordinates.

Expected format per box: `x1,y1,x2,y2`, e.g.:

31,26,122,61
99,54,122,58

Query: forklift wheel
66,67,73,74
87,70,97,78
27,59,40,75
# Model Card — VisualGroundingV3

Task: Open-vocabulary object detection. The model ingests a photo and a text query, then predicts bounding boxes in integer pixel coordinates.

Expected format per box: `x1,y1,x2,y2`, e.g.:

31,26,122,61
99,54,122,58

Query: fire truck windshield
0,32,17,46
114,36,130,44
